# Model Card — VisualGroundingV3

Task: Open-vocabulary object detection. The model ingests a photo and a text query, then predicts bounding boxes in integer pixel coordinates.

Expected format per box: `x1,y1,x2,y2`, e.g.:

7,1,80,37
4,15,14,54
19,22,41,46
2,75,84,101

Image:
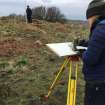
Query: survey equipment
44,42,87,105
45,56,79,105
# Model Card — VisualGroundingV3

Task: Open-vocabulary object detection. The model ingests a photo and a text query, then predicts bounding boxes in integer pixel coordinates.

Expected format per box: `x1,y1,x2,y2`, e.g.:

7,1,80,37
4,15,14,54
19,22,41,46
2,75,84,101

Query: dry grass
0,19,89,105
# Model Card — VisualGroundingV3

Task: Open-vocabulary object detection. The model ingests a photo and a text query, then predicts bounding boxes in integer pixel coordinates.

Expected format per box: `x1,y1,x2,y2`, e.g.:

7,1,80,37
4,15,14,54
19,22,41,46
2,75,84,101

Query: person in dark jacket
82,0,105,105
26,5,32,23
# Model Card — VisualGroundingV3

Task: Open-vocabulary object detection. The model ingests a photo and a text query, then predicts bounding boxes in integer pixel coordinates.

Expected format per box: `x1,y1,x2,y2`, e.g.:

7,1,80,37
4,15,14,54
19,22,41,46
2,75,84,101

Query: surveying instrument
44,42,86,105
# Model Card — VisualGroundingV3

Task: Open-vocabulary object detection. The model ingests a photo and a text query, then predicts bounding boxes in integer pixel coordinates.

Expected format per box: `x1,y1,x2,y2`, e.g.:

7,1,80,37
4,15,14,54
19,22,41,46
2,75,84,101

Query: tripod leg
67,62,78,105
73,63,78,105
67,61,72,105
45,57,70,98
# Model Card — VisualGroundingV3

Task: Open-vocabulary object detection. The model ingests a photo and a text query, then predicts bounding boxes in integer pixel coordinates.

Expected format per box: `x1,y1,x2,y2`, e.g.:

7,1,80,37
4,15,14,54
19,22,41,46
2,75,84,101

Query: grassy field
0,18,89,105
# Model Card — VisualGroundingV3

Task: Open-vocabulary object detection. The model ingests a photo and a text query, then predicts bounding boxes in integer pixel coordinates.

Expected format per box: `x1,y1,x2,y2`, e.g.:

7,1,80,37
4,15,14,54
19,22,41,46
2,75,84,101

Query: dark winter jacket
26,8,32,17
82,18,105,81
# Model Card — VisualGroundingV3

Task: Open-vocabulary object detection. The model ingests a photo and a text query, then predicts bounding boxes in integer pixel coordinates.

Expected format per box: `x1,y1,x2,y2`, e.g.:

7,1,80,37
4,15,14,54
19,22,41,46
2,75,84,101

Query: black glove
73,38,87,57
78,39,88,47
73,38,79,51
77,49,86,57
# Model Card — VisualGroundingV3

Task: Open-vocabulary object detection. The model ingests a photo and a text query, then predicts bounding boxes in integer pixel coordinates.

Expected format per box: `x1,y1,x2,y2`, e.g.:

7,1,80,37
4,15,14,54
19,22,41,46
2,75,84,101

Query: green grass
15,56,28,68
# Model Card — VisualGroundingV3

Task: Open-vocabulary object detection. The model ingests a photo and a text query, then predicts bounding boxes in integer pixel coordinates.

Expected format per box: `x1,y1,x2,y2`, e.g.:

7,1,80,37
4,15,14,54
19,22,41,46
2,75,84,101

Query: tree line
32,6,67,23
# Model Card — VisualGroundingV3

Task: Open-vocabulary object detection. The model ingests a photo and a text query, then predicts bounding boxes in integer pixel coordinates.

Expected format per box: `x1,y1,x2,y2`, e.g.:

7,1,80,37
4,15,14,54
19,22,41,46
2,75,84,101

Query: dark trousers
84,82,105,105
27,16,32,23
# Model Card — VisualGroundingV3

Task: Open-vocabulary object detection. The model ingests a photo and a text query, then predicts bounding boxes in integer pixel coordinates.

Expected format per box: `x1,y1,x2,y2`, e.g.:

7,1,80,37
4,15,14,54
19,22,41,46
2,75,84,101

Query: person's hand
77,49,86,57
73,38,87,57
78,39,88,47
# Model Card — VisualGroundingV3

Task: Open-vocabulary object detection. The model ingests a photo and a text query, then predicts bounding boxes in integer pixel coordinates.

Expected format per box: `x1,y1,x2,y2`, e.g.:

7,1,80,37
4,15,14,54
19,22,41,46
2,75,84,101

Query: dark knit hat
86,0,105,19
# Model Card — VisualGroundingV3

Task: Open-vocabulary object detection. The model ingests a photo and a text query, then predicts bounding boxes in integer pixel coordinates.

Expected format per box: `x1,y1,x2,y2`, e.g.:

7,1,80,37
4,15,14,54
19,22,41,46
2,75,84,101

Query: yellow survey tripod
45,55,80,105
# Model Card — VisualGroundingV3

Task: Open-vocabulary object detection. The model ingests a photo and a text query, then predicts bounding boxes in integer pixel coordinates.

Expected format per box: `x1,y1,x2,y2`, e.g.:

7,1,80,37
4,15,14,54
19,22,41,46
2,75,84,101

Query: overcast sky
0,0,92,20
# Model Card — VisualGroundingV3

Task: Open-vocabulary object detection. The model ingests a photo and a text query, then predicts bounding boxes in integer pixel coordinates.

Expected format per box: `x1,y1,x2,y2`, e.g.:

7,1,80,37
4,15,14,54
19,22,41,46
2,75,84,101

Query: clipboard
46,42,87,57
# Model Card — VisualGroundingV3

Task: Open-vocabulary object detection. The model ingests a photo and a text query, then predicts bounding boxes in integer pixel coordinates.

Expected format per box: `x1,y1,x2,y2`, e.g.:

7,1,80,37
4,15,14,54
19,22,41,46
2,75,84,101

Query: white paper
46,42,87,57
76,46,87,50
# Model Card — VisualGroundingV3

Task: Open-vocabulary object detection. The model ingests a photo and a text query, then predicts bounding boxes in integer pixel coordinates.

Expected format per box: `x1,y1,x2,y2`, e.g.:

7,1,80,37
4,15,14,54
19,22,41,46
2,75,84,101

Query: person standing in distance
26,5,32,23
